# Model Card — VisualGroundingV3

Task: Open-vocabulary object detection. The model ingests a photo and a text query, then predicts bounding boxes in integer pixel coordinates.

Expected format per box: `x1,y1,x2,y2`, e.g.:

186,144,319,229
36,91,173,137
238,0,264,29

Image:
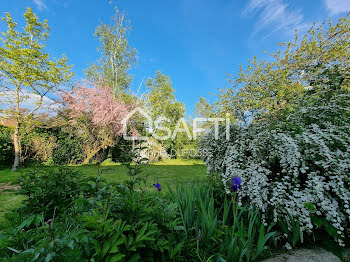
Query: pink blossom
61,81,129,135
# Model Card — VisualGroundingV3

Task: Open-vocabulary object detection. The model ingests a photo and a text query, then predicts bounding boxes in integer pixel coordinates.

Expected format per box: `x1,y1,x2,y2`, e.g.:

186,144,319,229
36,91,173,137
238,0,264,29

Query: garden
0,3,349,262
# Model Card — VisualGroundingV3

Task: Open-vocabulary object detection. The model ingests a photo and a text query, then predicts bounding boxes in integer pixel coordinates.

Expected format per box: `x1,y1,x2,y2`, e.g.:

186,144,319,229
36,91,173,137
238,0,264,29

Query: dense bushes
0,125,13,166
200,93,350,247
18,168,89,217
111,138,133,163
0,124,87,166
52,130,85,165
20,125,58,165
0,165,279,261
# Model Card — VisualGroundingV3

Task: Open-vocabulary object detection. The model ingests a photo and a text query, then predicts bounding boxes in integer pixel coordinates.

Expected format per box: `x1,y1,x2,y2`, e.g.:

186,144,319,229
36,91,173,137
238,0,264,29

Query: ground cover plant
0,160,278,262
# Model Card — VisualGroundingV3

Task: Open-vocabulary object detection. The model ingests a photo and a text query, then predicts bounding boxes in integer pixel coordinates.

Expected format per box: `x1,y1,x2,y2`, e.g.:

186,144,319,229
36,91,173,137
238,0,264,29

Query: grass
0,193,24,228
0,158,207,223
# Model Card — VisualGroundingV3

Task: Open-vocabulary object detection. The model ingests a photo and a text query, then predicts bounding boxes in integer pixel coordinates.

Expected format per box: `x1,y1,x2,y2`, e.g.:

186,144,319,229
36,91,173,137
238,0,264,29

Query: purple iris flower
153,179,161,191
231,177,242,192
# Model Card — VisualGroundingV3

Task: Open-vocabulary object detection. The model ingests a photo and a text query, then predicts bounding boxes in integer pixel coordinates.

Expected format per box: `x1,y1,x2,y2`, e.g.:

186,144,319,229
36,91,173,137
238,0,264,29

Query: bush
0,125,14,167
200,94,350,247
52,130,84,165
1,163,278,262
18,167,87,217
20,125,58,165
111,138,133,163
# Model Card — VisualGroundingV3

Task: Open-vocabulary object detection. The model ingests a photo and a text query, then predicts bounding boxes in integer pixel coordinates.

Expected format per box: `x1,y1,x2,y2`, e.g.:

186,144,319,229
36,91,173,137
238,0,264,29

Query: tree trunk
83,146,103,164
11,123,20,171
11,85,21,171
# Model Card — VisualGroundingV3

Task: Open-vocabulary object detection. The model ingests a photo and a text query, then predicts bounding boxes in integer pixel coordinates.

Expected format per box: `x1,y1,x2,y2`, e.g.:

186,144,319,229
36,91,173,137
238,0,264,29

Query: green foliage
122,146,149,191
0,163,280,262
52,129,84,165
168,182,276,262
146,71,187,153
0,7,73,170
217,205,276,262
146,71,185,122
278,213,303,248
0,123,85,166
0,214,91,261
83,203,159,262
0,125,13,166
19,124,57,164
0,7,73,93
178,143,200,159
218,14,350,122
194,97,216,119
111,138,133,163
85,7,137,93
18,167,86,217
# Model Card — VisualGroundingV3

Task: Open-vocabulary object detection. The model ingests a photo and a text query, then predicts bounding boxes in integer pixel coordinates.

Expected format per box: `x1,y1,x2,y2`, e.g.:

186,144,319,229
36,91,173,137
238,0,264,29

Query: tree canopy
85,7,137,94
218,15,350,122
0,7,73,170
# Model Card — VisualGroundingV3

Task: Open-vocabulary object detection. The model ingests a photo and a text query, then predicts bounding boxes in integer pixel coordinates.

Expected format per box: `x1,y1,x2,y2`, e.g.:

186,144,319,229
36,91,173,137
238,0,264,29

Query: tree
219,14,350,122
86,7,137,94
146,71,185,122
146,71,186,154
219,58,305,121
194,96,215,119
0,8,73,171
193,96,223,134
61,81,129,164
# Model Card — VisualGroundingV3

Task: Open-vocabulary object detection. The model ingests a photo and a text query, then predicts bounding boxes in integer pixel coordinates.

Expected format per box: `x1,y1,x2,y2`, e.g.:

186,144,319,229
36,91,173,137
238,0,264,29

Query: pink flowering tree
61,81,129,164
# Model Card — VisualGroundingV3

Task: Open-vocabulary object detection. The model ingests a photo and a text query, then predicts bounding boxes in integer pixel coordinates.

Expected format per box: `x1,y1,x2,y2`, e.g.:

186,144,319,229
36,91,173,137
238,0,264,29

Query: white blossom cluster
200,100,350,246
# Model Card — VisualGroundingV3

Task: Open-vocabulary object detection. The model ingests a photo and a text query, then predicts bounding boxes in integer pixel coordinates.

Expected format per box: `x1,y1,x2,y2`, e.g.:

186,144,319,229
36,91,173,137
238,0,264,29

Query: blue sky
1,0,349,115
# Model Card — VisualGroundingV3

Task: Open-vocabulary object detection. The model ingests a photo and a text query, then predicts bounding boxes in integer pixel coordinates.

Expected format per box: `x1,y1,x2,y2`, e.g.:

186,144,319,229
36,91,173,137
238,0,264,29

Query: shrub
20,125,58,164
18,167,87,217
1,162,278,262
200,94,350,246
111,138,133,163
0,214,91,261
52,130,84,165
0,125,13,167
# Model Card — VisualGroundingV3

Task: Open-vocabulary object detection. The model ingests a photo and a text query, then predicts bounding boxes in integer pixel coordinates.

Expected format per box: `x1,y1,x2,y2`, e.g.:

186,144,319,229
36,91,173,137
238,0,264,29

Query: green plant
278,213,303,248
122,146,149,191
216,204,276,262
168,182,276,261
18,167,86,217
111,138,133,163
1,165,281,262
52,129,84,165
83,205,129,262
0,213,91,261
83,201,166,262
167,182,208,236
0,125,14,166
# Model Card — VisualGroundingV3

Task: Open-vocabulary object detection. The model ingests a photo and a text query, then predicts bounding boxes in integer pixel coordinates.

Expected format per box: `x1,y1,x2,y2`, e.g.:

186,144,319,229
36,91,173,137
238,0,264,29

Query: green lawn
0,159,207,223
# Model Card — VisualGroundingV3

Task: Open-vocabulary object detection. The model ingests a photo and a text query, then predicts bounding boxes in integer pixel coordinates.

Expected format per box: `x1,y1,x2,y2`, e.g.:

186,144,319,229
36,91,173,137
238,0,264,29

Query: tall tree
146,71,185,123
0,8,73,171
194,96,215,119
146,71,186,151
86,7,137,94
219,14,350,122
219,56,304,122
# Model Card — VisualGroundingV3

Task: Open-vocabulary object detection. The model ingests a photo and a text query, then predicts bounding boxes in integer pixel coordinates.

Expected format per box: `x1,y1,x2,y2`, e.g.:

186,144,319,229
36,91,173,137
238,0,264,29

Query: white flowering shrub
200,94,350,246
